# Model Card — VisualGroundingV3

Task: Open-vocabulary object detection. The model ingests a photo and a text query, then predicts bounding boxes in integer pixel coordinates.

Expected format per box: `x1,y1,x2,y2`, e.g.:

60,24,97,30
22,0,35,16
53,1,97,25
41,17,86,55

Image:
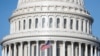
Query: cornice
9,12,93,23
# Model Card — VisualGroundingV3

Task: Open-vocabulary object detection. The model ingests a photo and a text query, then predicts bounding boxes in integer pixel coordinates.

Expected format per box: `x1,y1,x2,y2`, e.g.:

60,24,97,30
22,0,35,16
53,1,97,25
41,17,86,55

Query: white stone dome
1,0,100,56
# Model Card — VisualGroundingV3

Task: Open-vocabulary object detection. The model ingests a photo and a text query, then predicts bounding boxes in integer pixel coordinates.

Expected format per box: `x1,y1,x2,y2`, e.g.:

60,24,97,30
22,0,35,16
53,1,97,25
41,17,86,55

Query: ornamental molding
10,12,92,23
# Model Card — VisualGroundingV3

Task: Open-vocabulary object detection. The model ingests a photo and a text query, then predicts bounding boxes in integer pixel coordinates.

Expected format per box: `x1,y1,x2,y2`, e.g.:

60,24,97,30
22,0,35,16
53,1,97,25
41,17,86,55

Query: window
70,19,73,29
49,18,52,28
76,20,79,30
35,18,38,28
29,19,32,29
86,20,88,32
81,20,83,31
57,18,60,28
23,20,26,29
18,21,20,30
64,19,67,28
42,18,45,28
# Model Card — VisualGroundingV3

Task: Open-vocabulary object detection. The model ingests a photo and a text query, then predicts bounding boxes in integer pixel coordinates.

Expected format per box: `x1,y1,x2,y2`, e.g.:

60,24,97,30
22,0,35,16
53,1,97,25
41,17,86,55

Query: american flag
41,41,51,51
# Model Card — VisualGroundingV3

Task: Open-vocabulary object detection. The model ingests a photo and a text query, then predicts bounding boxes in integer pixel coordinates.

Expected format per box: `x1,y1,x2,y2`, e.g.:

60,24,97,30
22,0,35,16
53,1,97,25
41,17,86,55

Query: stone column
91,45,93,56
39,16,42,28
63,41,65,56
79,19,82,32
24,44,28,56
21,19,23,31
94,46,97,56
20,42,23,56
45,41,47,56
67,17,70,31
8,44,12,56
26,18,29,30
53,16,56,28
83,20,86,33
28,42,31,56
71,42,74,56
5,46,7,56
45,16,48,28
14,44,17,56
32,44,35,56
32,17,35,29
53,41,56,56
85,44,88,56
79,43,81,56
73,19,76,31
13,22,15,33
36,41,39,56
2,46,4,56
60,17,63,29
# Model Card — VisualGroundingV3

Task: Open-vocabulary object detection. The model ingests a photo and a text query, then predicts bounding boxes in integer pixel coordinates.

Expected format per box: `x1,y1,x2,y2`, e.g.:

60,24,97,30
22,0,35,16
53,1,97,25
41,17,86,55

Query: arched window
49,18,53,28
76,20,79,30
57,18,60,28
35,18,38,28
70,19,73,29
19,21,20,30
64,19,67,28
42,18,45,28
81,20,83,31
23,20,26,29
86,20,88,32
29,19,32,29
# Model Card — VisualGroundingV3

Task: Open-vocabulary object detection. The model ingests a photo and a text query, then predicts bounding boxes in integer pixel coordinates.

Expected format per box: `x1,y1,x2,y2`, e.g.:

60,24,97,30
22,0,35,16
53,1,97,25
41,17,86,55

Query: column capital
91,45,93,56
85,43,88,56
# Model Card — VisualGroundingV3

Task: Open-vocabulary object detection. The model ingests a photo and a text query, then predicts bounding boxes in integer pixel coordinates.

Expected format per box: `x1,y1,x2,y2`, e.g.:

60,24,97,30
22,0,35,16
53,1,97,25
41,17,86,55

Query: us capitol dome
1,0,100,56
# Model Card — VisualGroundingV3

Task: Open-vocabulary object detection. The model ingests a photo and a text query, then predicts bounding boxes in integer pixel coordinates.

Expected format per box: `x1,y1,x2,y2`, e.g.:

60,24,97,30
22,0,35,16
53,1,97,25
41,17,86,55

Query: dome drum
10,13,92,35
